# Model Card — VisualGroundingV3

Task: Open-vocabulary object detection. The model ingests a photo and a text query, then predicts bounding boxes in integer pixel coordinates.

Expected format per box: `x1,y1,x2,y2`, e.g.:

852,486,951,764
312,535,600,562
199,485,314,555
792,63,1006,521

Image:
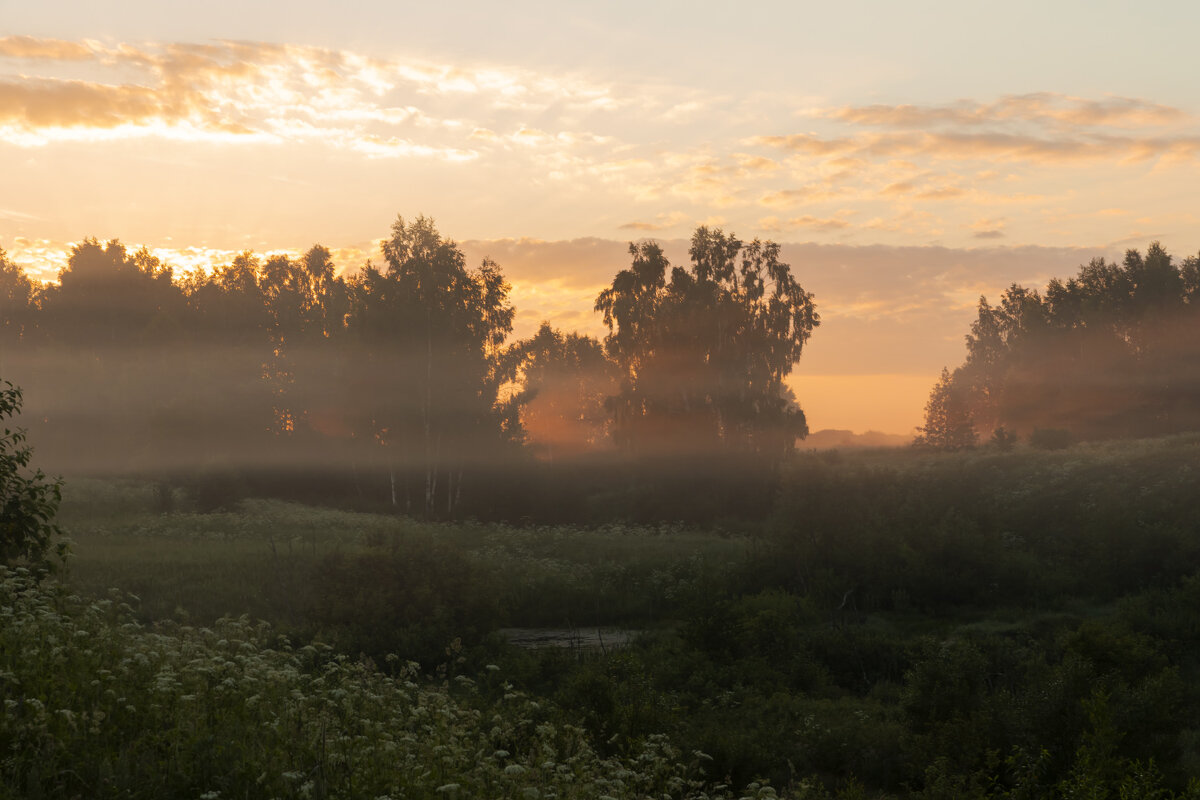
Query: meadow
7,436,1200,797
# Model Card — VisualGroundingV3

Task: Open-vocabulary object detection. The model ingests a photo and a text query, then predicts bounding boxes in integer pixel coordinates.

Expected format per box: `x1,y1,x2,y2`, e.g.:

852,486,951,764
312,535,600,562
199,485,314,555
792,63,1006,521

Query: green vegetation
6,230,1200,797
0,380,63,571
0,567,762,799
3,435,1191,797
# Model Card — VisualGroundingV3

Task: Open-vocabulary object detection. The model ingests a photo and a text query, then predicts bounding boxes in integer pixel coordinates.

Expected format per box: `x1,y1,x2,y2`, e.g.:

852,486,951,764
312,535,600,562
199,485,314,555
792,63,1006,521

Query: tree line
0,215,819,515
917,242,1200,450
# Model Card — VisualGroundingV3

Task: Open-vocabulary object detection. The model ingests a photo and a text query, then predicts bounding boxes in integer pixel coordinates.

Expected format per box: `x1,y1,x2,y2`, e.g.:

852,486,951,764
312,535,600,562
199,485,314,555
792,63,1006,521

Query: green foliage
0,567,742,800
42,434,1200,797
306,546,504,666
0,381,63,570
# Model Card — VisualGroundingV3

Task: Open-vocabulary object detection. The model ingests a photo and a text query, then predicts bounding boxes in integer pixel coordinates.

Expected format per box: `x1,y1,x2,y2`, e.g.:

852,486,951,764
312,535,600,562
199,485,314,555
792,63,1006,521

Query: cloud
759,214,853,233
967,217,1007,240
753,129,1200,165
0,37,625,159
816,93,1189,130
915,186,965,200
0,36,95,61
761,94,1199,174
619,212,688,231
882,181,915,195
459,236,633,290
3,41,1195,252
732,154,779,172
759,186,845,207
0,77,191,130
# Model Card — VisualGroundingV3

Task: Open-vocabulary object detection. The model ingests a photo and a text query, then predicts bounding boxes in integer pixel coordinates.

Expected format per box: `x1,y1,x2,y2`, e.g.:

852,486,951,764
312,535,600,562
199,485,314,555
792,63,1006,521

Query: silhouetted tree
935,242,1200,442
39,239,184,347
27,240,196,471
914,368,977,451
595,227,818,457
344,216,514,514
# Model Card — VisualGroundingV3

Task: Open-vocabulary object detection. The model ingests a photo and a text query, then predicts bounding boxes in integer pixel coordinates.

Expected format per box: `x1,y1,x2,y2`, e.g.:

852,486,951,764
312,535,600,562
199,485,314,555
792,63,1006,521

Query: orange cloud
881,181,915,195
0,36,95,60
0,77,189,129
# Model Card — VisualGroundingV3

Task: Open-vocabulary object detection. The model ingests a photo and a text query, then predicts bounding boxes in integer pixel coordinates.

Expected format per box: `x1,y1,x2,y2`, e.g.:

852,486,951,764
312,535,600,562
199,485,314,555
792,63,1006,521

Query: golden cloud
0,36,95,60
0,36,627,160
0,78,169,129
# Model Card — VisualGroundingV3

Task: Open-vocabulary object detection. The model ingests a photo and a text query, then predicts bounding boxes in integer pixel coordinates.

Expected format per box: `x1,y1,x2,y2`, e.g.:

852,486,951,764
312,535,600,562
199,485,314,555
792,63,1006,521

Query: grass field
12,437,1200,797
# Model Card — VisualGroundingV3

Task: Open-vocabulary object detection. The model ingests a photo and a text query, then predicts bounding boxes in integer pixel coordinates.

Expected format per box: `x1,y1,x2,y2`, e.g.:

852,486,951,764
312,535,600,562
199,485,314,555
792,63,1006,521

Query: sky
3,1,1199,434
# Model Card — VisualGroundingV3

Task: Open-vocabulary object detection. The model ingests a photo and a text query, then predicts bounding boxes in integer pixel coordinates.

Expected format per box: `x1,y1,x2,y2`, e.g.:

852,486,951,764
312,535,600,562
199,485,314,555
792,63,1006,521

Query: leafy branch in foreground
0,380,64,570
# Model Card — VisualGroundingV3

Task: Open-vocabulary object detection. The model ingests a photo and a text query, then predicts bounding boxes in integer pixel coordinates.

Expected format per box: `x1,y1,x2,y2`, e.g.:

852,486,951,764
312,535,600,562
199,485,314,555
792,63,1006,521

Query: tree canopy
595,227,818,457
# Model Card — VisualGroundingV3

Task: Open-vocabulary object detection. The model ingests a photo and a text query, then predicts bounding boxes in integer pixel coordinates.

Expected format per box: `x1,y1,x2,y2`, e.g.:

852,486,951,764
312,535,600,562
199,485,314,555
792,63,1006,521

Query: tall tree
345,216,514,514
31,240,192,471
595,227,818,457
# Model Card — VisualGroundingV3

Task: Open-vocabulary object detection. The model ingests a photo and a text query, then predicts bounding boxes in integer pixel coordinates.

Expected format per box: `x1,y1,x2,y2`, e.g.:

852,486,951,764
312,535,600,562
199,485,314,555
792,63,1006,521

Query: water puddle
497,627,641,650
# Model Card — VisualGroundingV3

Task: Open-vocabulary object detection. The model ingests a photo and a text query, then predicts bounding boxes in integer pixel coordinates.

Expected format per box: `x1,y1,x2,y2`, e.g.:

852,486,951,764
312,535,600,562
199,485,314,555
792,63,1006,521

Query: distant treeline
0,216,817,517
917,242,1200,449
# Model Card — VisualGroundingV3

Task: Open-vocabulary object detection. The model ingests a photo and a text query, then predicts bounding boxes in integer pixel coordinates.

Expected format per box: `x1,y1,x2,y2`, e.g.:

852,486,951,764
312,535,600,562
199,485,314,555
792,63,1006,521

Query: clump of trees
918,242,1200,449
0,218,818,515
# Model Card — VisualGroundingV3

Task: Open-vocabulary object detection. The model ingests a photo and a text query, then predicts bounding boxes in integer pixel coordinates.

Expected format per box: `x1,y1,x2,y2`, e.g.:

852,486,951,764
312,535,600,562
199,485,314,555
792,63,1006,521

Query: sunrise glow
5,2,1199,434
